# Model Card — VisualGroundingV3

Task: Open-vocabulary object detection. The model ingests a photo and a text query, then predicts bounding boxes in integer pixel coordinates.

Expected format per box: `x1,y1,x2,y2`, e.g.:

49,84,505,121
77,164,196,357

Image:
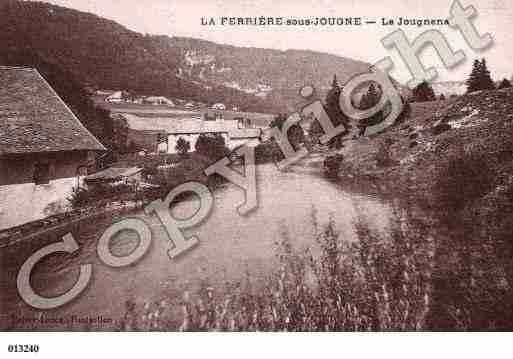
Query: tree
195,133,230,160
359,83,380,109
439,93,446,101
324,74,349,148
479,58,496,90
466,58,495,93
498,78,512,89
357,83,384,136
466,59,481,93
269,113,305,149
175,137,191,156
412,81,436,102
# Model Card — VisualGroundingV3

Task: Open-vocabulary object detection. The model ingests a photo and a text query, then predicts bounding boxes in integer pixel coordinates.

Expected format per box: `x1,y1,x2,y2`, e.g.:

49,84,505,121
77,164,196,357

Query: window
34,163,50,185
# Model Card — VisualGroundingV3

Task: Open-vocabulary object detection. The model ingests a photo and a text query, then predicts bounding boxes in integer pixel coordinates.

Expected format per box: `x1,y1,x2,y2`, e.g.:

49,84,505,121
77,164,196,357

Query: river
1,157,393,330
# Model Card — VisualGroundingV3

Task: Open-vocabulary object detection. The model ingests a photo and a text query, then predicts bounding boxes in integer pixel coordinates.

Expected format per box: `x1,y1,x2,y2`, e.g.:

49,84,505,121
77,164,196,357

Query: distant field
95,104,201,117
92,97,275,125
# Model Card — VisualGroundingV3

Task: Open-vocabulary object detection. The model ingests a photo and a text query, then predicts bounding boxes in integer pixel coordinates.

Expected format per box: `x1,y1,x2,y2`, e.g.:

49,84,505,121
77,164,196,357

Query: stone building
0,66,106,230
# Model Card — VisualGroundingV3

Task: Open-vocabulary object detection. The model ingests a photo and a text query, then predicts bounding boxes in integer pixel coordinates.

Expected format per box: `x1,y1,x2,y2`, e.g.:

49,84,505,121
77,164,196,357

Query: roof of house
145,96,174,104
122,113,228,134
0,66,106,156
120,113,261,139
203,109,274,127
85,166,142,182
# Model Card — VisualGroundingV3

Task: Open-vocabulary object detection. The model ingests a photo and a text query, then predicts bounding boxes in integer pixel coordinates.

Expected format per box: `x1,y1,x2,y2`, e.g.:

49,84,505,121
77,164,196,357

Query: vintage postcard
1,0,513,342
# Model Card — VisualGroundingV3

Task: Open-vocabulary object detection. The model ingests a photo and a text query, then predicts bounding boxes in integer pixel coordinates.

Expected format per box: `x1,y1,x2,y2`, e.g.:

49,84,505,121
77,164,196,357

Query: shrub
68,183,133,208
498,78,512,89
255,141,284,164
412,81,436,102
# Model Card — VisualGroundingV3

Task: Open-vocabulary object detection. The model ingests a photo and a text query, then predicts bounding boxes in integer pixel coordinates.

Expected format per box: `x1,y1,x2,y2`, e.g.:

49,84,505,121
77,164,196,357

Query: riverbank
316,88,513,329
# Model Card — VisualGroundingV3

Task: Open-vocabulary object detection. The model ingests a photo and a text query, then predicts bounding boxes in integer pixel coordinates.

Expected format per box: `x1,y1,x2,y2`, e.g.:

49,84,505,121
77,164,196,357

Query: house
84,167,143,190
0,66,106,230
110,114,167,153
117,113,263,154
126,128,168,153
144,96,175,106
105,91,125,103
203,109,274,129
211,103,226,110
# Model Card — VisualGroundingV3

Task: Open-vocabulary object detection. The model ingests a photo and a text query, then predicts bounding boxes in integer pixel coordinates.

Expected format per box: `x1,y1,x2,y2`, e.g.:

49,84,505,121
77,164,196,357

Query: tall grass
118,208,435,331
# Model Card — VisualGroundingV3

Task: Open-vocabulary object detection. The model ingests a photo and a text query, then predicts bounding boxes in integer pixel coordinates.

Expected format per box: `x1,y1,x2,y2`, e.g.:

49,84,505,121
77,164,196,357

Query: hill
0,0,375,113
327,88,513,328
155,37,372,100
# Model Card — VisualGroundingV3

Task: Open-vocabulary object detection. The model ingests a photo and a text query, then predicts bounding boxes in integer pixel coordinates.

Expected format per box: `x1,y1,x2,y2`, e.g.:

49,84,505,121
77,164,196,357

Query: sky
40,0,513,84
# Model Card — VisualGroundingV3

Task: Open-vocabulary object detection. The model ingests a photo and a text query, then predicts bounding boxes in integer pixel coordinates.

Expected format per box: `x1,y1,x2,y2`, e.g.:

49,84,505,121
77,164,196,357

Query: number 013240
7,345,39,353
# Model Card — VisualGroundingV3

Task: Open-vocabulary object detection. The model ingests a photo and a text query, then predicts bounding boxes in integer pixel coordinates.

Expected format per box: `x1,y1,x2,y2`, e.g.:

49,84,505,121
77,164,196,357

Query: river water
1,158,393,330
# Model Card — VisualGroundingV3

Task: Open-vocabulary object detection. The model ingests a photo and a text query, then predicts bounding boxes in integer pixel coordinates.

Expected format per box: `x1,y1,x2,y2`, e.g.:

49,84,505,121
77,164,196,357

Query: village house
116,110,272,154
126,128,168,153
0,66,106,230
203,109,274,129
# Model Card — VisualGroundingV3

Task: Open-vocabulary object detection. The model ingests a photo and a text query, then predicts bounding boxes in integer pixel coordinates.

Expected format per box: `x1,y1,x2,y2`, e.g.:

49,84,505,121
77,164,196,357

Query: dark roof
0,66,106,156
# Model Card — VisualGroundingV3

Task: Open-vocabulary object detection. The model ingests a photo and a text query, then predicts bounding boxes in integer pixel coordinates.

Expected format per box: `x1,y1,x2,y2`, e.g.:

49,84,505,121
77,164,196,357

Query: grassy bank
320,88,513,330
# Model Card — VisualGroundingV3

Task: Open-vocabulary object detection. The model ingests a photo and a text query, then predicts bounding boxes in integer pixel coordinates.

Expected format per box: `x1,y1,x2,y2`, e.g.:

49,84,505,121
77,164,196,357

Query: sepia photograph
1,0,513,347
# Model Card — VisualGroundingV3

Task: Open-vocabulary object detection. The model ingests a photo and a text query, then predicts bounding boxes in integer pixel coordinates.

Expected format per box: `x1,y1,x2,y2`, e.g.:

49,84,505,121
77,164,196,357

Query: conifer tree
466,58,495,92
478,58,496,91
358,83,383,135
466,59,481,93
324,74,349,148
325,74,345,125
